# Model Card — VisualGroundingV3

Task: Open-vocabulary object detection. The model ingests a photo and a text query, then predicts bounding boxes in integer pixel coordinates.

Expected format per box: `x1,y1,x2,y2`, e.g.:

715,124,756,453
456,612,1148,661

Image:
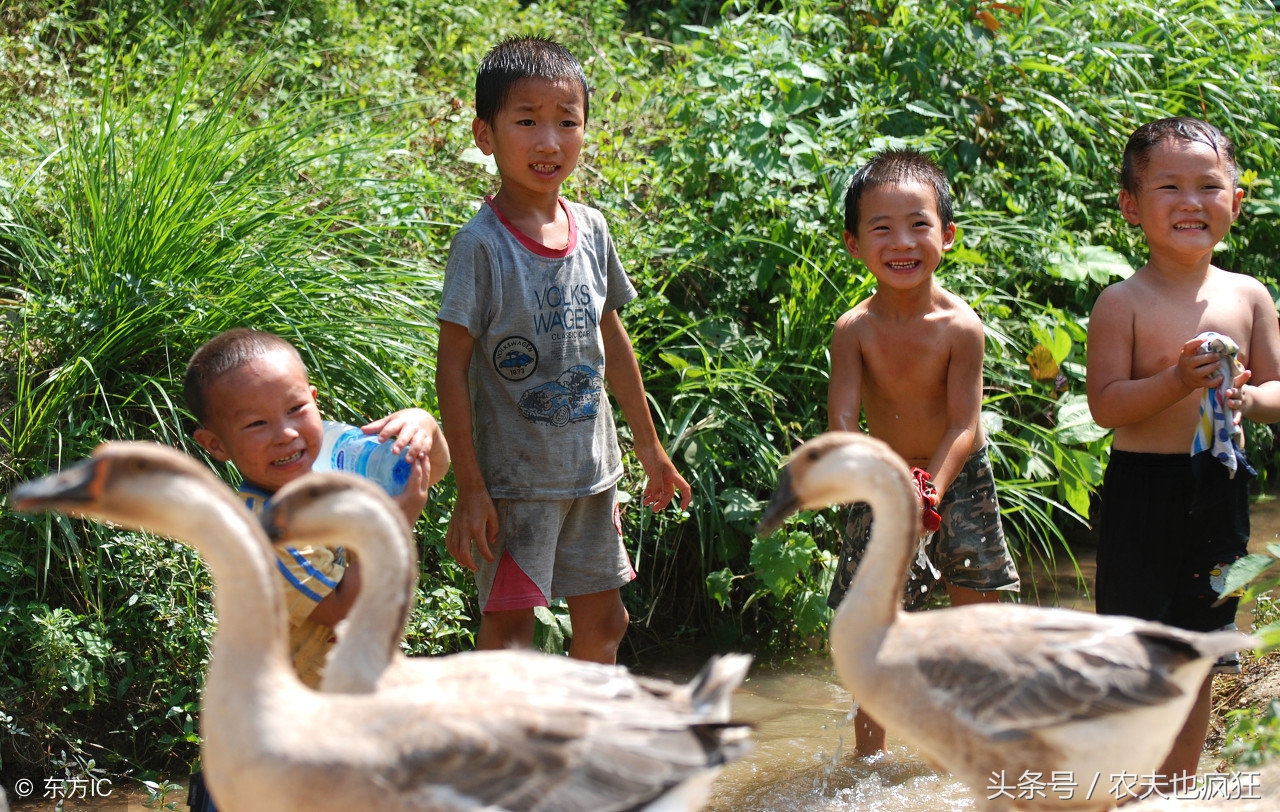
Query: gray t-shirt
438,198,638,499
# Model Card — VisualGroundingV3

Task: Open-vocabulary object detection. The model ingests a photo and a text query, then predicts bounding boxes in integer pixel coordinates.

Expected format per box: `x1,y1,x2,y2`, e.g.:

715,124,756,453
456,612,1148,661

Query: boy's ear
193,427,233,463
1231,186,1244,222
941,221,956,251
1118,189,1141,225
472,117,494,156
842,229,861,259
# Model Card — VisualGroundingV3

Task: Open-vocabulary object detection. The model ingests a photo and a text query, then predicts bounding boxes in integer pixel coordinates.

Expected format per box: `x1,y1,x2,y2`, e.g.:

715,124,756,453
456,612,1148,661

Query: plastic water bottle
314,421,412,497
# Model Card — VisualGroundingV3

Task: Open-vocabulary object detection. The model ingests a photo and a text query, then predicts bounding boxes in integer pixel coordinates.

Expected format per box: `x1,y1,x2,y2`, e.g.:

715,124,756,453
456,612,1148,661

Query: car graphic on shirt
517,365,603,427
498,350,534,373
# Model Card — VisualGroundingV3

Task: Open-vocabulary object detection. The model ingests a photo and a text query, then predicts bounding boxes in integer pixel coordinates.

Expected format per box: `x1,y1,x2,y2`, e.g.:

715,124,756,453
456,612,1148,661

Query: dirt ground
1207,648,1280,764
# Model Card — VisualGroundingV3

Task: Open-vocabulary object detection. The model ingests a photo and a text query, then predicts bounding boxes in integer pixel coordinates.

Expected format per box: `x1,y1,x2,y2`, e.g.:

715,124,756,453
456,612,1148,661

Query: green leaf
905,100,946,118
793,589,832,637
1060,475,1091,516
458,147,496,174
1052,243,1134,282
1055,395,1109,444
1217,553,1278,599
750,531,817,599
720,486,762,522
799,62,829,81
707,568,735,609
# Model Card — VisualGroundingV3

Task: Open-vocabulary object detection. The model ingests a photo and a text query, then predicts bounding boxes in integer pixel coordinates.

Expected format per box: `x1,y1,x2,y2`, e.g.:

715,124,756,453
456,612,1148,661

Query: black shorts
1095,450,1249,633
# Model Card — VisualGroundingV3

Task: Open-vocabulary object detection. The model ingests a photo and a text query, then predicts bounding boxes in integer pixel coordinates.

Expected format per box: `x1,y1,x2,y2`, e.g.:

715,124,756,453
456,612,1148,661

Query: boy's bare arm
436,320,498,571
1237,281,1280,424
828,310,863,432
1086,285,1224,429
307,557,361,627
926,317,984,498
600,310,691,512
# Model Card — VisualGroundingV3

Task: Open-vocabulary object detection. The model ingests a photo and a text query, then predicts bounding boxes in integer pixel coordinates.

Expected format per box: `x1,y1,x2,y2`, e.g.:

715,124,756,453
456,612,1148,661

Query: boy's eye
244,419,267,430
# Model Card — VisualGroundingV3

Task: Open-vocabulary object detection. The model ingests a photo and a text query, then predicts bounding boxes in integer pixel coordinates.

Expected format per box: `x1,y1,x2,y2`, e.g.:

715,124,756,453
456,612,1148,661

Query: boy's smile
193,350,324,494
472,76,586,206
1119,139,1242,269
844,180,956,292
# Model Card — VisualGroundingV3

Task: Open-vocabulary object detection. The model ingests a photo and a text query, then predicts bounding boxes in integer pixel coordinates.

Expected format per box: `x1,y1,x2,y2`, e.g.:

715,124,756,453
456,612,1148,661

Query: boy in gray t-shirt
436,36,689,664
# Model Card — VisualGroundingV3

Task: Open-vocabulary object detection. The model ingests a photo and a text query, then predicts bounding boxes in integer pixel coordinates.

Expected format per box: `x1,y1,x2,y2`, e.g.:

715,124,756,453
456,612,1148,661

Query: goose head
261,471,417,694
11,442,240,538
262,470,413,552
758,431,919,535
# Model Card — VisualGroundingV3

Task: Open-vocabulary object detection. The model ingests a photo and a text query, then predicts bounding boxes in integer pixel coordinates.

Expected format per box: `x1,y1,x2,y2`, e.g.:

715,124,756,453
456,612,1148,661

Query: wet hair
475,35,590,125
844,149,954,235
183,328,304,426
1121,117,1239,194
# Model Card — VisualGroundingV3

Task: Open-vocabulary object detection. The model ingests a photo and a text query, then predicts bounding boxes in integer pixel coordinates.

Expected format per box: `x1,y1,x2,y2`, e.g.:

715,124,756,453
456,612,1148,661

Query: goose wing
331,652,750,812
349,676,749,811
904,609,1246,737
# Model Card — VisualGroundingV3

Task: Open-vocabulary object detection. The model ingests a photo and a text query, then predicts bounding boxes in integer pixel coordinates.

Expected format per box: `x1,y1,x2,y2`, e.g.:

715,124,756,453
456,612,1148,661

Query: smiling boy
827,149,1020,756
184,328,448,686
1087,117,1280,787
435,37,689,665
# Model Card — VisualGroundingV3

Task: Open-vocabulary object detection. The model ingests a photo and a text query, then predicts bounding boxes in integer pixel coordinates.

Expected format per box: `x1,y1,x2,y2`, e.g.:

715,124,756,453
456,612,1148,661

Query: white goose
757,432,1257,812
262,471,752,721
12,442,752,812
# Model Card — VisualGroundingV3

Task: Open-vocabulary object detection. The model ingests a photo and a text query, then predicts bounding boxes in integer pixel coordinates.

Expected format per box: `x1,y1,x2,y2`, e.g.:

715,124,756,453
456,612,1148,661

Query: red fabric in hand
911,467,942,533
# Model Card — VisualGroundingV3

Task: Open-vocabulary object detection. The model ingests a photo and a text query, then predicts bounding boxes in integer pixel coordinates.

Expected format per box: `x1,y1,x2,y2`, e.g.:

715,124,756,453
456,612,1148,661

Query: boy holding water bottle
183,327,449,686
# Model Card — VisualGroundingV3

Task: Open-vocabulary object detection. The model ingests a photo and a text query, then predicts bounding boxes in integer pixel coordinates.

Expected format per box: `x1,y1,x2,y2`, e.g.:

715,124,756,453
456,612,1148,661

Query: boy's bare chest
859,322,952,390
1130,292,1253,374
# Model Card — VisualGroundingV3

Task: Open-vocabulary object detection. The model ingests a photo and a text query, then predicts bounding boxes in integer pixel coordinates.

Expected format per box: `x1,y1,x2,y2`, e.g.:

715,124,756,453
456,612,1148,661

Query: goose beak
261,501,288,544
10,457,103,514
757,467,798,536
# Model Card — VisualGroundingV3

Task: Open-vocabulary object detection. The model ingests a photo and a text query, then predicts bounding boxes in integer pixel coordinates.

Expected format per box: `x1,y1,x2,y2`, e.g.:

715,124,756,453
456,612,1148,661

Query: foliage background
1,0,1278,785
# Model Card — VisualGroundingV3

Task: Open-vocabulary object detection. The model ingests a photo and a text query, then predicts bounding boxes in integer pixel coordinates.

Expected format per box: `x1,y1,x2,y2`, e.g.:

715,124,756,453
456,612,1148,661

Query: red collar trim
485,196,577,258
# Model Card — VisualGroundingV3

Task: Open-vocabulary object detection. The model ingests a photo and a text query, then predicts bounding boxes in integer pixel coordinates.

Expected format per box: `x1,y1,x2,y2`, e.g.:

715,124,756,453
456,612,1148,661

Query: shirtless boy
828,149,1021,756
1087,117,1280,787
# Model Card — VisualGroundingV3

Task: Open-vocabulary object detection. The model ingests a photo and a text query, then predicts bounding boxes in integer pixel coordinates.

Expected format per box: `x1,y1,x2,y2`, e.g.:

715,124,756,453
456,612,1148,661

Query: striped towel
1191,331,1245,477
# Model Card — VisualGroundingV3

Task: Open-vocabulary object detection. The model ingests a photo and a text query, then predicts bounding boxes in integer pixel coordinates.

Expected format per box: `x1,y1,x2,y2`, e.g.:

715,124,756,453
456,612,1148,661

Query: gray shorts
829,445,1021,612
476,485,635,613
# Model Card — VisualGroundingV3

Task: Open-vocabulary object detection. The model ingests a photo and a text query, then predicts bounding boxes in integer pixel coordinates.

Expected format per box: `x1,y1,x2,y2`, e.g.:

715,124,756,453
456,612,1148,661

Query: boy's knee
477,608,537,650
568,594,629,646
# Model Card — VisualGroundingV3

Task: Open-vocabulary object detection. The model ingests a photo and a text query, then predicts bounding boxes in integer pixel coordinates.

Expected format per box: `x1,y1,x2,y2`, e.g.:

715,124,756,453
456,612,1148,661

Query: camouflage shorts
828,445,1021,612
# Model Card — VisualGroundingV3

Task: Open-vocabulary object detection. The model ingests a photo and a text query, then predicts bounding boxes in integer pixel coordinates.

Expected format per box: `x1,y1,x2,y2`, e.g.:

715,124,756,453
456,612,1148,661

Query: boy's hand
363,408,450,487
911,467,942,534
391,455,431,527
445,489,499,572
1227,367,1252,425
635,443,691,513
363,408,437,462
1176,337,1224,391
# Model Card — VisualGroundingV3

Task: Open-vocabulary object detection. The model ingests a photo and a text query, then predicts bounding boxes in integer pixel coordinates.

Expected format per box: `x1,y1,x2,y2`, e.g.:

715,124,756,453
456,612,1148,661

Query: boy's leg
474,499,560,651
854,708,887,757
945,583,1001,606
554,487,635,664
1156,675,1212,792
477,608,537,651
565,588,629,664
